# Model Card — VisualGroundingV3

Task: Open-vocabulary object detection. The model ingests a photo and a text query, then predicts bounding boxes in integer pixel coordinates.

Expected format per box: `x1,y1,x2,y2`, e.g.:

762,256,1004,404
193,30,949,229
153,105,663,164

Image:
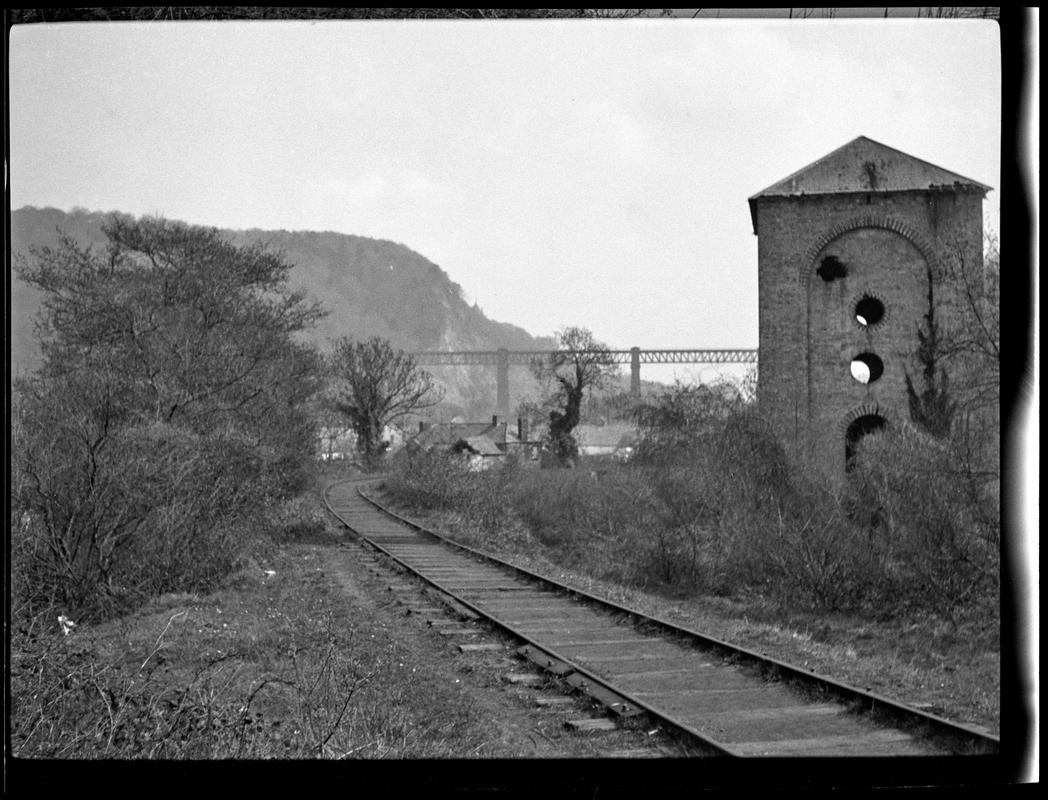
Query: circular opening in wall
850,353,884,384
855,295,885,327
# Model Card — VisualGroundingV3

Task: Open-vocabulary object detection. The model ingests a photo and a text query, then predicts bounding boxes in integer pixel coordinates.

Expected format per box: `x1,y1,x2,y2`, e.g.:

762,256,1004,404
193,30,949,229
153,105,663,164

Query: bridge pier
496,348,510,420
630,347,641,398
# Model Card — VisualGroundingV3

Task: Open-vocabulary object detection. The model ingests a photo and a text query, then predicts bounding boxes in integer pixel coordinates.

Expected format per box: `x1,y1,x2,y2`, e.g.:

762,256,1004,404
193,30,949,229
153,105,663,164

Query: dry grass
10,515,497,759
9,481,690,764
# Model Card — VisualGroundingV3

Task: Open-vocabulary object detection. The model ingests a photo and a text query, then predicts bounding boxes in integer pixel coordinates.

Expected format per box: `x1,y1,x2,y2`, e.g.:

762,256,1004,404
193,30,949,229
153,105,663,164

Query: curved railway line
323,476,1000,763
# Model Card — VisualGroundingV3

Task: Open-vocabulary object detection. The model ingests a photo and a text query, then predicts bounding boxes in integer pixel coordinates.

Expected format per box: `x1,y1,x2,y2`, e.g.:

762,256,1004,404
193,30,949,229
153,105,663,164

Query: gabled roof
410,420,517,451
748,136,991,233
458,435,506,456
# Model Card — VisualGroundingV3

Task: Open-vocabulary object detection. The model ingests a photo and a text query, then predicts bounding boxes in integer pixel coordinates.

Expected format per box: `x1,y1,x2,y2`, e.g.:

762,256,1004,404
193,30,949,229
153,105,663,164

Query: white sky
9,18,1001,356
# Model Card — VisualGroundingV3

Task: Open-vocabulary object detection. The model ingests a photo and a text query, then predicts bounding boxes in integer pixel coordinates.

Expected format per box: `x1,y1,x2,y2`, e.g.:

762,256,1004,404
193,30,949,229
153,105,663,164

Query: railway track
323,476,1000,762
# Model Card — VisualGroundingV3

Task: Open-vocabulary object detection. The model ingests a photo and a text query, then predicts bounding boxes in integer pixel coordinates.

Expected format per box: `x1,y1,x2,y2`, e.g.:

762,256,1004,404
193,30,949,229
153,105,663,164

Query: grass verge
10,476,690,762
11,543,491,758
10,481,514,760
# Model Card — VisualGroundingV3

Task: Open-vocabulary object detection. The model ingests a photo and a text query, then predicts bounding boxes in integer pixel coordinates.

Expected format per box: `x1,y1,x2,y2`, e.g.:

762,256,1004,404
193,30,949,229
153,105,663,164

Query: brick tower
748,136,991,473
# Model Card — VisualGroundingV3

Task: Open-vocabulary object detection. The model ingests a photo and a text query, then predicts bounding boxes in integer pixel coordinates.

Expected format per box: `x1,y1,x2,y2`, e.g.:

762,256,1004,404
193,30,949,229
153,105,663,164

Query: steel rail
334,477,1001,755
324,477,734,756
354,482,1000,754
324,476,1000,759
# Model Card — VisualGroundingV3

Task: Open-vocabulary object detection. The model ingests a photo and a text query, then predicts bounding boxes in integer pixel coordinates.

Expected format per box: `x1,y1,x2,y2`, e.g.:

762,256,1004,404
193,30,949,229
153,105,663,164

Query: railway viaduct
411,348,758,420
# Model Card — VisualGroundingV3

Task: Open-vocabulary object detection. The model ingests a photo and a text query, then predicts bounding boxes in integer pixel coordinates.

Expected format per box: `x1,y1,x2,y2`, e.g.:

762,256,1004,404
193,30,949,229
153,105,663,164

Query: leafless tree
903,231,999,432
941,233,1000,412
530,326,618,466
327,337,443,466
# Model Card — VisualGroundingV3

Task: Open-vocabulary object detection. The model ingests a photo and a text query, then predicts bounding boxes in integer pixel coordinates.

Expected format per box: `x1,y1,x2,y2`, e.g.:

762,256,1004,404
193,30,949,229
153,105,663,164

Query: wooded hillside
11,207,555,416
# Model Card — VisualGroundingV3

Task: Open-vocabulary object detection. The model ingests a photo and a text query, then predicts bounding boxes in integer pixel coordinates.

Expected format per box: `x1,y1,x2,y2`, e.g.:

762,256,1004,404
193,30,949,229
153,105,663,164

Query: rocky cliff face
11,206,554,416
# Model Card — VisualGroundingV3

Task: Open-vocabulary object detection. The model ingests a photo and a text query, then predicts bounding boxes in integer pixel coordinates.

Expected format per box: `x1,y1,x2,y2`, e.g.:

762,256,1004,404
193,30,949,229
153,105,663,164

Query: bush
11,215,324,625
382,383,998,621
11,401,283,621
847,424,999,617
384,448,475,511
756,480,878,610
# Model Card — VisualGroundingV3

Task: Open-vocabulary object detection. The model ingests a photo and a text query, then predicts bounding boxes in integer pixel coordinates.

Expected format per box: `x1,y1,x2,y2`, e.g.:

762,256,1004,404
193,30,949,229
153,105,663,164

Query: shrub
380,382,998,622
11,402,282,621
757,480,879,610
509,468,595,548
384,448,474,511
11,215,324,624
847,424,999,617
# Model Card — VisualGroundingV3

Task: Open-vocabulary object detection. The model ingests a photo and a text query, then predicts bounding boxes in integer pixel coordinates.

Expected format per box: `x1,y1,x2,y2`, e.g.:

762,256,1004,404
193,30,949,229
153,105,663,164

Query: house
408,415,521,470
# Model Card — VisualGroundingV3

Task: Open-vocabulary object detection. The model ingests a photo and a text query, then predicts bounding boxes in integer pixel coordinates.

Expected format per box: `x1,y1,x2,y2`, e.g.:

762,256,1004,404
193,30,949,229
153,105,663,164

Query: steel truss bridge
411,348,759,418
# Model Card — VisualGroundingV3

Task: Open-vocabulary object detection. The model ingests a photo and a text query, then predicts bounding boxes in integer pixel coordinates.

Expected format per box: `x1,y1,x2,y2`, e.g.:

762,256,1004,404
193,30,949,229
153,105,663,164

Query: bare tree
327,337,443,466
530,326,618,466
939,233,1001,486
905,232,1000,436
941,232,1000,411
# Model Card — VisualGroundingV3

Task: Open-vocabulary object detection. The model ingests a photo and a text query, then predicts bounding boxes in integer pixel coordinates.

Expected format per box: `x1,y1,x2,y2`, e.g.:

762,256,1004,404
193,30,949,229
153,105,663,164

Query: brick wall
755,189,984,473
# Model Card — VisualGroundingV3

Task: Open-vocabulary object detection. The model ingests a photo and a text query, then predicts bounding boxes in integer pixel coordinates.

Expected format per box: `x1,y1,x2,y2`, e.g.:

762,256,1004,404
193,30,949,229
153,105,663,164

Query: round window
855,295,885,327
850,353,884,384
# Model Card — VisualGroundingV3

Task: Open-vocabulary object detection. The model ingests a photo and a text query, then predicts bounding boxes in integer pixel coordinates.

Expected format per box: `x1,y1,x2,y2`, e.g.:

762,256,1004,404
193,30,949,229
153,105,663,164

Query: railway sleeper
517,644,646,719
565,718,619,733
326,479,1001,759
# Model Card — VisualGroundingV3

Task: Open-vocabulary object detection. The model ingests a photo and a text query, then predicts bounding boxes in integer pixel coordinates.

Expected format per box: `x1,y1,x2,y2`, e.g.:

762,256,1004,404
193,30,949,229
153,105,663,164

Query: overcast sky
9,18,1002,369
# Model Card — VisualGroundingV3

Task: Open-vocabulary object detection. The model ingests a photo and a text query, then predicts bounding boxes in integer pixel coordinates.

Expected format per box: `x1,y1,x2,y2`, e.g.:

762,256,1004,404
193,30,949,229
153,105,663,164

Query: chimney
492,415,499,426
518,417,528,443
418,421,426,433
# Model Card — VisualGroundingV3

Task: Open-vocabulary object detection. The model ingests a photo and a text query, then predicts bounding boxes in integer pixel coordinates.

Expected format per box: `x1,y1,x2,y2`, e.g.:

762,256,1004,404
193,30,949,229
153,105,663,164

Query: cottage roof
748,136,992,233
458,435,505,456
411,420,517,451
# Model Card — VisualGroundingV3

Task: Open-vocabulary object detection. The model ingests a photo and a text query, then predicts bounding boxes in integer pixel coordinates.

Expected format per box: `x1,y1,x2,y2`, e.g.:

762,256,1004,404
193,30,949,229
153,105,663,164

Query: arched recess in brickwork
841,403,895,471
842,402,892,465
800,216,936,284
840,402,896,436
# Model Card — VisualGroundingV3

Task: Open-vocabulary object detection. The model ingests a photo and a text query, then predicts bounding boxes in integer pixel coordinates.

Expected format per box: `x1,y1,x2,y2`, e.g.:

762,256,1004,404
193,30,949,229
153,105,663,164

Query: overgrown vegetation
12,215,324,623
9,216,572,761
10,213,1001,757
386,236,1001,622
385,379,999,622
9,523,500,760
